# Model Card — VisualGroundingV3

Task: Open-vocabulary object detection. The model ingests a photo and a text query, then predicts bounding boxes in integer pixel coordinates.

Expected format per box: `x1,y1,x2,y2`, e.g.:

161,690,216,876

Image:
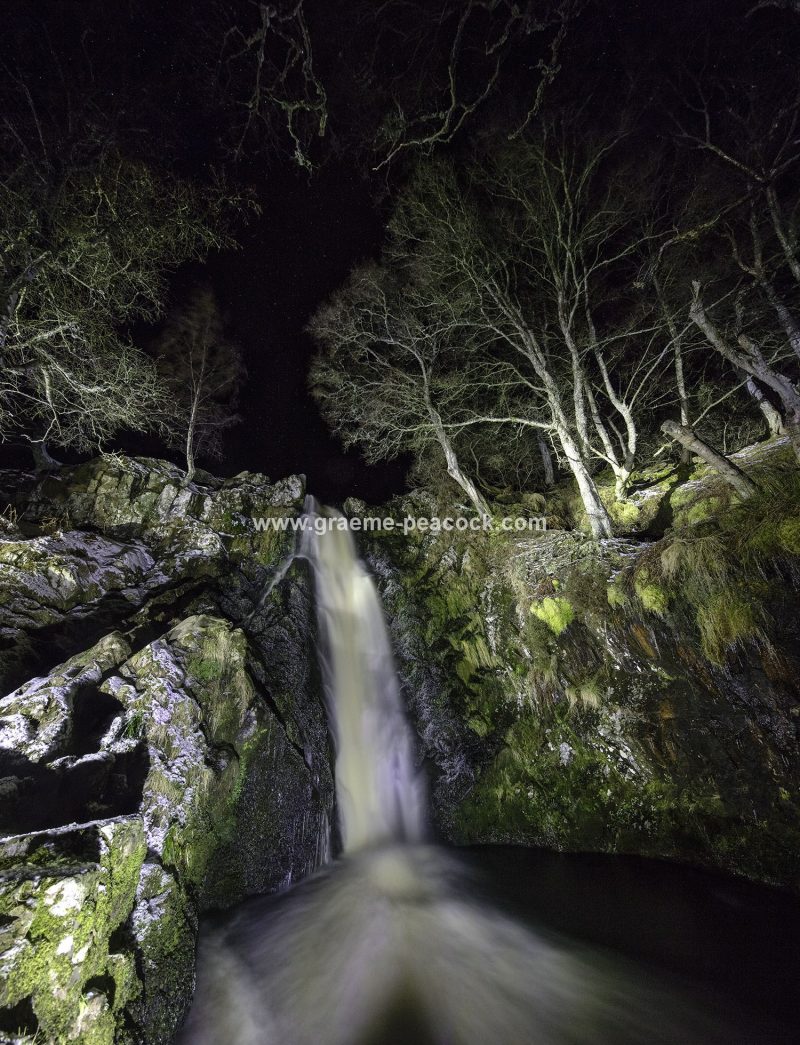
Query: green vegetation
369,445,800,887
531,596,574,635
0,820,146,1045
625,456,800,663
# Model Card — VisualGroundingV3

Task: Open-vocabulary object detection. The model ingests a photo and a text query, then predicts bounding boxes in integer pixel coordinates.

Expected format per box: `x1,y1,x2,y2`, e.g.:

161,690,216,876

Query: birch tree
154,287,244,482
308,264,493,516
388,154,621,536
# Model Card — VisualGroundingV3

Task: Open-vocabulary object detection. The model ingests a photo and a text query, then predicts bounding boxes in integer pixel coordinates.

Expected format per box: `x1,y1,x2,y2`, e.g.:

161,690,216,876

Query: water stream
298,500,426,853
178,501,796,1044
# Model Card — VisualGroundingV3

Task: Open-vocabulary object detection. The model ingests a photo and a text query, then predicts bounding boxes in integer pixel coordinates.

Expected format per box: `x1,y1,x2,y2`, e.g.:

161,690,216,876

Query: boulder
0,457,332,1043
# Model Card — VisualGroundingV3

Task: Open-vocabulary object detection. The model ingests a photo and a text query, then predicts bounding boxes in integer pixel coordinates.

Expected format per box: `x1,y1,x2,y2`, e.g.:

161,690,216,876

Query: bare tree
382,155,617,535
154,287,244,482
673,78,800,359
363,0,586,170
660,420,758,499
309,263,495,516
211,0,329,168
688,282,800,461
483,128,685,500
206,0,585,173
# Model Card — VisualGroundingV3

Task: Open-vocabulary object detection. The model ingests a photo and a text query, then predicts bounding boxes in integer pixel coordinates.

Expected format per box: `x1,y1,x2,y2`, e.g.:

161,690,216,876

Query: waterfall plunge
178,500,743,1045
299,498,425,853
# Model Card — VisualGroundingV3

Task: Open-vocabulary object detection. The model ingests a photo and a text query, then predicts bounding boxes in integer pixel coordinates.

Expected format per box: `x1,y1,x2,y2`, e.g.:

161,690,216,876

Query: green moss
374,448,800,887
684,496,726,526
696,592,761,663
0,820,146,1045
609,499,641,528
634,577,669,615
531,596,574,635
777,516,800,555
127,865,195,1044
467,715,491,737
187,656,220,682
606,581,628,608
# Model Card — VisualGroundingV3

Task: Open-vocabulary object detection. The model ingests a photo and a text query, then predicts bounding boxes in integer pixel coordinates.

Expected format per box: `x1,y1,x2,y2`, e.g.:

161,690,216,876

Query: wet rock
0,611,332,1043
0,817,146,1045
361,475,800,889
0,456,331,1043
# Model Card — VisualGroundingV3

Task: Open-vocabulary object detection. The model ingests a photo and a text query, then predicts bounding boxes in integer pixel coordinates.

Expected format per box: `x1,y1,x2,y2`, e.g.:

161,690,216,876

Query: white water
178,501,760,1045
299,497,426,852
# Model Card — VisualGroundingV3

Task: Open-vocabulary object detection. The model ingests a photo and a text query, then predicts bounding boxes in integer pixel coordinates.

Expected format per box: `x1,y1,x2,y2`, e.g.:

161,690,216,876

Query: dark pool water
178,845,800,1045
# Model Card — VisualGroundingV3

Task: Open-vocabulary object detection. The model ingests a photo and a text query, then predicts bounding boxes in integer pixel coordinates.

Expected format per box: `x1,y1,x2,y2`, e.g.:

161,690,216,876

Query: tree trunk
30,440,61,471
737,334,800,463
613,469,632,501
654,275,691,463
513,323,613,536
763,283,800,360
743,374,785,436
558,426,614,538
185,393,199,483
661,420,758,499
689,285,800,464
538,435,555,487
584,374,633,500
434,421,491,517
594,348,638,490
444,451,491,517
766,185,800,287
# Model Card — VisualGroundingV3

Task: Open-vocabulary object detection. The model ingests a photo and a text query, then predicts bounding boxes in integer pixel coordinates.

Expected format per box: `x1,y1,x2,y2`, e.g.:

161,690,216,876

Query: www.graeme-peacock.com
251,514,547,536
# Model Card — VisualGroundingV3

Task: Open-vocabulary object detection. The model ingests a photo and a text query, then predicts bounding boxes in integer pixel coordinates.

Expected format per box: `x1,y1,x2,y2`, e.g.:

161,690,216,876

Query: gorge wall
0,457,333,1044
362,438,800,890
1,440,799,1043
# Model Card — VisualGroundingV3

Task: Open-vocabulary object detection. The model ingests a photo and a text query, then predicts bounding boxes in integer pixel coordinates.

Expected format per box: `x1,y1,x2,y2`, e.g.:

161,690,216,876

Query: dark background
204,163,410,503
2,0,784,504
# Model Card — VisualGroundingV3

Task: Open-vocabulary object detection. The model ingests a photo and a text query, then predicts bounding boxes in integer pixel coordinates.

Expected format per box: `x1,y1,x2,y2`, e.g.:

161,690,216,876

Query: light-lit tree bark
661,420,758,498
689,283,800,462
154,287,243,483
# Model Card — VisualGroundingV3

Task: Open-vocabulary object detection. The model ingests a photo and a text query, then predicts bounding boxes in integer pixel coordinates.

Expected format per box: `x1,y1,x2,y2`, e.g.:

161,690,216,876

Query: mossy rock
372,448,800,888
0,818,146,1044
530,596,574,635
634,578,670,615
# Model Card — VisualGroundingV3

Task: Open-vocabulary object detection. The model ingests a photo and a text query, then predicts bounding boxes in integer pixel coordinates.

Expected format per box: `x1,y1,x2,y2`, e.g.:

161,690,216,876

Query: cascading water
299,497,426,853
178,501,767,1045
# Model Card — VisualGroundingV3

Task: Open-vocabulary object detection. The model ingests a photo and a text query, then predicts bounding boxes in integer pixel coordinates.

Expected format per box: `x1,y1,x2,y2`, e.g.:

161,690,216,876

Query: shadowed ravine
177,502,784,1045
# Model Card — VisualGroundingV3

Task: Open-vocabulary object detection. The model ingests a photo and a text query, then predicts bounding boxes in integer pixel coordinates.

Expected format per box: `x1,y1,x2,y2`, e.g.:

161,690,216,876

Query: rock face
363,442,800,890
0,456,332,1044
3,443,799,1038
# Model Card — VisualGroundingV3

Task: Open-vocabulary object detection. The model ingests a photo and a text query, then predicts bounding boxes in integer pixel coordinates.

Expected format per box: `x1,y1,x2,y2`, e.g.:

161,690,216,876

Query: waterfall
299,497,425,853
179,499,745,1045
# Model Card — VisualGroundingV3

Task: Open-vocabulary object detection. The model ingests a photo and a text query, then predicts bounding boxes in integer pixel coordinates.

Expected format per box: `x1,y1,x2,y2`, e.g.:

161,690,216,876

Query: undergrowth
626,463,800,662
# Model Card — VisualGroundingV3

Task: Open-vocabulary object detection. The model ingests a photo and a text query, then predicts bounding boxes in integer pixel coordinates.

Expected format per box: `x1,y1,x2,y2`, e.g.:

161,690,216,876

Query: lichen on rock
0,817,146,1044
0,456,332,1044
360,446,800,889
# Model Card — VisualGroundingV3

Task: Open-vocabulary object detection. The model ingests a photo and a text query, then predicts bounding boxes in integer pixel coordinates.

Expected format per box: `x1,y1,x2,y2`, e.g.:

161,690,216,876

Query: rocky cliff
2,440,800,1043
0,457,333,1044
361,438,800,890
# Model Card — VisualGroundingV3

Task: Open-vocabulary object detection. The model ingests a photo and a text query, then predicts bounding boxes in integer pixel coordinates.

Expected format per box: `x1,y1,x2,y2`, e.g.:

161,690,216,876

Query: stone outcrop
361,441,800,890
0,456,332,1044
3,441,800,1042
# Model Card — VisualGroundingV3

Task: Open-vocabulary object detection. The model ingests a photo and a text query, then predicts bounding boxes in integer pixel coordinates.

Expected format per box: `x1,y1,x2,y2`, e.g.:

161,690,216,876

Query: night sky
204,163,410,504
2,0,786,503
